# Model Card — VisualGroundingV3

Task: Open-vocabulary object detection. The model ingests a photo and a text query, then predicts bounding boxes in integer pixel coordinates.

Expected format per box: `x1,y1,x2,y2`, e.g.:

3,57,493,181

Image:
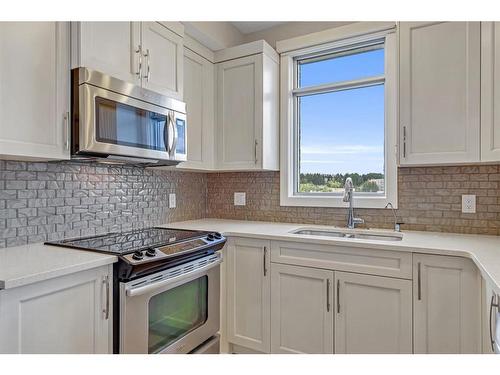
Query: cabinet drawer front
270,241,412,279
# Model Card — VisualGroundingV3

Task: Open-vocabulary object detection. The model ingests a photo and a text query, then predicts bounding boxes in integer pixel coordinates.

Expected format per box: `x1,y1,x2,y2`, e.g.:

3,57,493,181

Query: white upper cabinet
178,38,215,170
399,22,481,165
141,22,184,99
72,22,140,84
481,22,500,162
0,22,70,161
72,22,183,99
413,253,481,353
215,41,279,171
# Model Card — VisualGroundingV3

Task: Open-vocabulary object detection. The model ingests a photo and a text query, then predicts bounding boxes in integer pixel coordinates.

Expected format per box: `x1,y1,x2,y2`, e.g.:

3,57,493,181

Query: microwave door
79,84,173,161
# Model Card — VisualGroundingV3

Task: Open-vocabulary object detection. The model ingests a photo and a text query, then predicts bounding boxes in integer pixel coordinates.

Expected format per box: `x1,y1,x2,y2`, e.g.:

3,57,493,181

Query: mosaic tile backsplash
0,160,207,248
206,165,500,236
2,160,500,249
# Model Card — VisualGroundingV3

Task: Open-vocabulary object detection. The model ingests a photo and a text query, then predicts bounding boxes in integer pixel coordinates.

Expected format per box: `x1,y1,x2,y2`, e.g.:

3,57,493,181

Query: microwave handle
163,119,170,154
170,113,178,158
164,112,175,155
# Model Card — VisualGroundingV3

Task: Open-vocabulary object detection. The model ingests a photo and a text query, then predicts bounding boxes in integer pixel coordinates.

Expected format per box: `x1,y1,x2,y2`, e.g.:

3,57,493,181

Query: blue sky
299,48,385,175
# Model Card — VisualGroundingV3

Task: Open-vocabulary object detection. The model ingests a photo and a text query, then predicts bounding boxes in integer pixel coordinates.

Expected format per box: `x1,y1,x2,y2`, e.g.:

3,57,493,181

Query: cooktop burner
46,227,209,255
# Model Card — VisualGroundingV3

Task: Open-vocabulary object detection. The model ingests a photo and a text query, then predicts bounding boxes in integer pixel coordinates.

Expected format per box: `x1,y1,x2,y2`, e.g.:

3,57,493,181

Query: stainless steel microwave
71,67,187,166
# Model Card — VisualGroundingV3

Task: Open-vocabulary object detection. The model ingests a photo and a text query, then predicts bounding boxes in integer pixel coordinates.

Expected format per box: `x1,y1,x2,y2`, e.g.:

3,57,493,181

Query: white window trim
280,30,398,209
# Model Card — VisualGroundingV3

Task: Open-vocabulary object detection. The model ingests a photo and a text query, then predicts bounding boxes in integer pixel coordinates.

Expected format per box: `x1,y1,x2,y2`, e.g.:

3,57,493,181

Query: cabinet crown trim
214,40,279,64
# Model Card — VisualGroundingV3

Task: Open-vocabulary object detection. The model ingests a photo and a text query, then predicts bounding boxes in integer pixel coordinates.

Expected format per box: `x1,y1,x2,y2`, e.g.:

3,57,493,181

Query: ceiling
231,22,286,34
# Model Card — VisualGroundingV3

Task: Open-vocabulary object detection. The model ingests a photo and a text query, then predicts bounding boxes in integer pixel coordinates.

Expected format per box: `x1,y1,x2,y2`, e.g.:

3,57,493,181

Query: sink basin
292,229,346,238
291,228,403,241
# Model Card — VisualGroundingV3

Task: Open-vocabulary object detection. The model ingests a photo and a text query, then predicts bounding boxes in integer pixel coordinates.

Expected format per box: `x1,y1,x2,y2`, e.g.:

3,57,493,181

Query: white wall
242,22,353,48
183,22,245,50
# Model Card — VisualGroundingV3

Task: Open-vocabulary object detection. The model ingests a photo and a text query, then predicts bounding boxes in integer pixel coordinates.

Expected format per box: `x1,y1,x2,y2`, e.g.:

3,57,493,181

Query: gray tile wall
0,160,207,248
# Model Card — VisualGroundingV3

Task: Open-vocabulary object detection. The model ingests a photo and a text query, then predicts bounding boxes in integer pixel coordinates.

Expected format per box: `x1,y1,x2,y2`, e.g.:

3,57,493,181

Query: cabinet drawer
270,241,412,279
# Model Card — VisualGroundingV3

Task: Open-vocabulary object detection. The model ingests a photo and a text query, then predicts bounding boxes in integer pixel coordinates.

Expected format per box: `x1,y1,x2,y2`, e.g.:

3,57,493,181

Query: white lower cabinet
335,272,412,354
413,254,481,353
0,265,112,354
224,237,483,354
226,237,271,353
481,277,499,353
270,264,334,354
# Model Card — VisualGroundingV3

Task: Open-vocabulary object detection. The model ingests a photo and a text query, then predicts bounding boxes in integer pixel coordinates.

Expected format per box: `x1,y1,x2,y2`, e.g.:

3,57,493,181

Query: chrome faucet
343,177,364,229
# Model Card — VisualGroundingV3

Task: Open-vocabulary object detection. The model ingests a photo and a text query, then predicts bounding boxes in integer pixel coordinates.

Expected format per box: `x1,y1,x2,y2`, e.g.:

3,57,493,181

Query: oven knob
132,251,144,260
214,232,222,240
145,248,156,257
207,233,215,241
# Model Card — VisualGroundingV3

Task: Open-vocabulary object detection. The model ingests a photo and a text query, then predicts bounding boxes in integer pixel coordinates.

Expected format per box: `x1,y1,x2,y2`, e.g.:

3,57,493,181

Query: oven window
148,276,208,353
95,96,167,151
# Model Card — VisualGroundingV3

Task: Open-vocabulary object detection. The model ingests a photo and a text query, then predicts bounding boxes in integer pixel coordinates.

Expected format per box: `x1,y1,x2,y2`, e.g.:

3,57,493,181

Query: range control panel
122,232,224,265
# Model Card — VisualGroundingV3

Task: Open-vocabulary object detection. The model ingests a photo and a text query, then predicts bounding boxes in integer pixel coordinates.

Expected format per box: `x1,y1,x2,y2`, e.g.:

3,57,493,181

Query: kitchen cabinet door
226,237,271,353
0,22,70,160
72,22,140,85
481,22,500,162
413,254,481,353
141,22,184,100
216,54,261,170
399,22,480,165
271,263,334,354
481,277,500,353
216,43,279,171
0,264,112,354
335,271,412,354
179,46,215,170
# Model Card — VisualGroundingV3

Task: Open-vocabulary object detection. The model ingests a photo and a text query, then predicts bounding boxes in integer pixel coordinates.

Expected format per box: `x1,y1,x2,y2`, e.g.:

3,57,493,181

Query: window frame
280,30,398,209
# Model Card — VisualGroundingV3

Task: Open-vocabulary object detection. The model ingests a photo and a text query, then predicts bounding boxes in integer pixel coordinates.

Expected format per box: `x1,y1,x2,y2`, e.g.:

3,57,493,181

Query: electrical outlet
462,194,476,213
234,192,246,206
169,193,176,208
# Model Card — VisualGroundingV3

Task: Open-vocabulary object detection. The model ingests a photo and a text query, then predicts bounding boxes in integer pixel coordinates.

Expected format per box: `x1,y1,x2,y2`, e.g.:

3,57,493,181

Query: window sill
280,194,397,209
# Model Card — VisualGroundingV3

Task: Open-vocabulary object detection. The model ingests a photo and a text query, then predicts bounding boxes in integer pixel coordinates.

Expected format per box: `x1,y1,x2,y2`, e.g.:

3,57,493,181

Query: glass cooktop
45,227,209,255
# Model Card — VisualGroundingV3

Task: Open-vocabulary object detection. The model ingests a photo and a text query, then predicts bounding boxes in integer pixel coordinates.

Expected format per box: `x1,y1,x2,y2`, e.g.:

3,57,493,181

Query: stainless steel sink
291,228,403,241
292,229,346,238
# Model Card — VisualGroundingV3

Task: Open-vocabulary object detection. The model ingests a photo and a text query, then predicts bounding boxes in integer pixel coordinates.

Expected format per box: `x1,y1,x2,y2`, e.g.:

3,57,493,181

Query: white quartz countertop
0,243,117,290
165,218,500,293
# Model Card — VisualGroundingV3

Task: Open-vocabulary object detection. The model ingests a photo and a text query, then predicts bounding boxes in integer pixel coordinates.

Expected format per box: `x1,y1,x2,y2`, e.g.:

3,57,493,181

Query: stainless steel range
46,227,225,354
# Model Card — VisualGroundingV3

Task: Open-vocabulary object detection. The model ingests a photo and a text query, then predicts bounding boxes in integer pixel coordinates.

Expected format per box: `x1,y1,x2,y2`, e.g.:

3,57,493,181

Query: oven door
78,83,182,161
119,254,221,354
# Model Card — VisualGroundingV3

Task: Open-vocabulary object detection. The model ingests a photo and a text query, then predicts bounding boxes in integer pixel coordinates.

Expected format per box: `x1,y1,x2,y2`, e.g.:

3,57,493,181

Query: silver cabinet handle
402,125,407,158
336,279,340,313
103,275,110,320
254,140,258,164
64,112,70,150
417,262,422,301
490,294,499,352
263,246,267,276
143,48,151,82
326,279,331,312
135,45,143,79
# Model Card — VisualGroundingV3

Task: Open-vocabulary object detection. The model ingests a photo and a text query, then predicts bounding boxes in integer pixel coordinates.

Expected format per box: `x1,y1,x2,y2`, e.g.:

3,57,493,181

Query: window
281,30,397,208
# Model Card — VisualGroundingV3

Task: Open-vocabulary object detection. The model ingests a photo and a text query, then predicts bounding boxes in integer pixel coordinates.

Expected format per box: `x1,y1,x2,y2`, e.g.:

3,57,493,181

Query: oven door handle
126,257,222,297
